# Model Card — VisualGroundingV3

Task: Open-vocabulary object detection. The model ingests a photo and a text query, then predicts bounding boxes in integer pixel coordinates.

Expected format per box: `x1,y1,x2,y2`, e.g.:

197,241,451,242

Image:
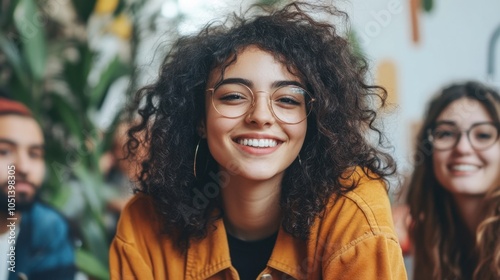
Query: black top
227,231,278,280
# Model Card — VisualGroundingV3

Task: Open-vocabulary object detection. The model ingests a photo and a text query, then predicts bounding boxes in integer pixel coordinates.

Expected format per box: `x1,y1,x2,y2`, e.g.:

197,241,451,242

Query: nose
15,150,31,175
453,132,474,154
245,93,276,126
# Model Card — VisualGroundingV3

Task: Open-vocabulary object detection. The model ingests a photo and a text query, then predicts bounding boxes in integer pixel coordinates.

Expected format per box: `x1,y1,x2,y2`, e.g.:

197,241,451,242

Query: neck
0,211,22,234
221,175,282,241
452,194,486,236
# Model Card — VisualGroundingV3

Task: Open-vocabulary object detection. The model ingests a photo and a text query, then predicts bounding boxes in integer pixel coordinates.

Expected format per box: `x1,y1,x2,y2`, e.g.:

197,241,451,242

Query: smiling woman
110,2,406,279
202,46,309,185
406,81,500,280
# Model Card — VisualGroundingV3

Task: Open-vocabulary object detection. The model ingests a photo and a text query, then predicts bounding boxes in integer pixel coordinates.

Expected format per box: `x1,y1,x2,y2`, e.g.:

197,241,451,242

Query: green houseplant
0,0,139,278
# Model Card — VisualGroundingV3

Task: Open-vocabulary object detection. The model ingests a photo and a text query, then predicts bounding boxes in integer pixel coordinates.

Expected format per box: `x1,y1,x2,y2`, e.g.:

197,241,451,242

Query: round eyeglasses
206,82,315,124
427,122,500,151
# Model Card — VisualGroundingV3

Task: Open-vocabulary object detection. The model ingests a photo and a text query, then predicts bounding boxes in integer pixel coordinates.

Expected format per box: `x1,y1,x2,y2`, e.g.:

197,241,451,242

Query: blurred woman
406,81,500,279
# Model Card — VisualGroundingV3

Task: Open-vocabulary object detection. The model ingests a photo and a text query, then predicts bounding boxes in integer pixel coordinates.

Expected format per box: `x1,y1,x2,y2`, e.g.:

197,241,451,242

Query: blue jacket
8,202,76,280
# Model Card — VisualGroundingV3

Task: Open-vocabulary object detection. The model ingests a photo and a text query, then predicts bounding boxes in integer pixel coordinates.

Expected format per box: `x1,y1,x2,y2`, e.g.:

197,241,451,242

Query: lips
14,181,35,191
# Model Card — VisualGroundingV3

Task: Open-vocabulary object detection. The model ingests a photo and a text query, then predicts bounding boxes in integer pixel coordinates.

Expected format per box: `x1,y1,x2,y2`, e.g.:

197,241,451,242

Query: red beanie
0,98,32,117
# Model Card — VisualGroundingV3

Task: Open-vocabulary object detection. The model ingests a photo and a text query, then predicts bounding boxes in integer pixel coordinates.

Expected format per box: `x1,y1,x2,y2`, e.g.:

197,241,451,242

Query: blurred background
1,0,499,279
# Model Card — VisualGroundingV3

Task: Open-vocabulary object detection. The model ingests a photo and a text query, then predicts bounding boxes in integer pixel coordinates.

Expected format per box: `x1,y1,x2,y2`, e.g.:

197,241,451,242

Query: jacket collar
268,226,307,278
185,218,306,280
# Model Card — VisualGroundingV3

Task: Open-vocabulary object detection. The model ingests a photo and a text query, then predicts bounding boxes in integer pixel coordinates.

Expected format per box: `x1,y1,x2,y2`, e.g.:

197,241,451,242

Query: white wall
345,0,500,173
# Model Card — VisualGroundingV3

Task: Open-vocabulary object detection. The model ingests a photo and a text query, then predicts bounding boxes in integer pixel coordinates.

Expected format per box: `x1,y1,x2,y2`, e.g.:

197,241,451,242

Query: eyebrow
434,120,456,126
0,138,45,150
434,121,496,128
216,78,305,89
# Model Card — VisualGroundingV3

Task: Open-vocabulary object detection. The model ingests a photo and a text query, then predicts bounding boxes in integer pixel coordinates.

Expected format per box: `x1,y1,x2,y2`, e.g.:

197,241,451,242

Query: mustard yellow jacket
110,171,407,280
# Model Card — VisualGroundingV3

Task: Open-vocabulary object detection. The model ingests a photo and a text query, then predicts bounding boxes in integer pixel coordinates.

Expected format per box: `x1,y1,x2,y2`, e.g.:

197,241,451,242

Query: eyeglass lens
210,83,312,124
430,122,499,150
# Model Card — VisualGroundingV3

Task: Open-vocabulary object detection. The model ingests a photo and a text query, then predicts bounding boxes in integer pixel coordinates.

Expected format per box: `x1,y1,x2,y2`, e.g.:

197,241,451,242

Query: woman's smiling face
432,98,500,197
202,45,308,182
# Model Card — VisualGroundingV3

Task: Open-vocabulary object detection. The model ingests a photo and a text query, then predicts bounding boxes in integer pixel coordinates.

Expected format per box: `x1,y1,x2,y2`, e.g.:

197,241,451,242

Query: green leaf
78,211,109,261
49,93,83,141
44,179,72,210
2,78,33,108
0,31,30,87
101,112,124,153
71,0,97,24
0,0,20,28
75,248,109,280
71,165,110,265
63,44,95,108
13,0,47,81
89,56,129,108
74,165,106,215
347,29,365,60
114,0,127,16
422,0,433,12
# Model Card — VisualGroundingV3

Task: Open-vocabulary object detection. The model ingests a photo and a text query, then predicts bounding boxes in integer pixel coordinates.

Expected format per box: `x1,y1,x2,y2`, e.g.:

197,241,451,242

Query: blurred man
0,97,75,280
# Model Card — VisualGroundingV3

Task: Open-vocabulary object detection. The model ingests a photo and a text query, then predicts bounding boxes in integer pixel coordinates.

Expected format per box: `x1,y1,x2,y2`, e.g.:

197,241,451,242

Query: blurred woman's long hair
406,81,500,280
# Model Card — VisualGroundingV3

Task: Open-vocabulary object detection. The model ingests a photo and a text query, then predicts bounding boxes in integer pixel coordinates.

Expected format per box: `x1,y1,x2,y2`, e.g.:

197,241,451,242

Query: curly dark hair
127,1,396,252
406,81,500,280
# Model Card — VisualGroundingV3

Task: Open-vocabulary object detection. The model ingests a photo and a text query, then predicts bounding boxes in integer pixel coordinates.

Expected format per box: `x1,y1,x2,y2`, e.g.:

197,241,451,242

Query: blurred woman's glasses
206,82,315,125
428,122,500,151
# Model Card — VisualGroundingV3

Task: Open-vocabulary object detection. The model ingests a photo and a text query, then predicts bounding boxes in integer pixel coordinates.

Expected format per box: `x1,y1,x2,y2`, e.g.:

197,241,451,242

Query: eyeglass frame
205,82,316,125
427,121,500,151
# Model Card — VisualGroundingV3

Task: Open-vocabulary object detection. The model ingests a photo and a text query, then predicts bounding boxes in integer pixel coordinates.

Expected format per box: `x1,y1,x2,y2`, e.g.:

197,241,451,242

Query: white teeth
451,164,479,171
259,139,267,147
238,138,278,148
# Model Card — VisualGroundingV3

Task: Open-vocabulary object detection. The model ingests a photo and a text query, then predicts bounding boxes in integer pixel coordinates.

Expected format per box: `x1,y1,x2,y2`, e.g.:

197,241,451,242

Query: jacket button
260,274,273,280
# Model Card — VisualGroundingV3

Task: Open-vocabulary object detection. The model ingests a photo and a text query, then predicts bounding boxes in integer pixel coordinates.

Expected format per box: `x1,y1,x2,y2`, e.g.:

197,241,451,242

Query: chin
0,190,37,212
237,169,283,182
446,184,489,196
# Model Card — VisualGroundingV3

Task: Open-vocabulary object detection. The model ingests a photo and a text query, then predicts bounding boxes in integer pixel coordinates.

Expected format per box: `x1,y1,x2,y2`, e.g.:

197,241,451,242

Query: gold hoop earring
194,139,201,178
